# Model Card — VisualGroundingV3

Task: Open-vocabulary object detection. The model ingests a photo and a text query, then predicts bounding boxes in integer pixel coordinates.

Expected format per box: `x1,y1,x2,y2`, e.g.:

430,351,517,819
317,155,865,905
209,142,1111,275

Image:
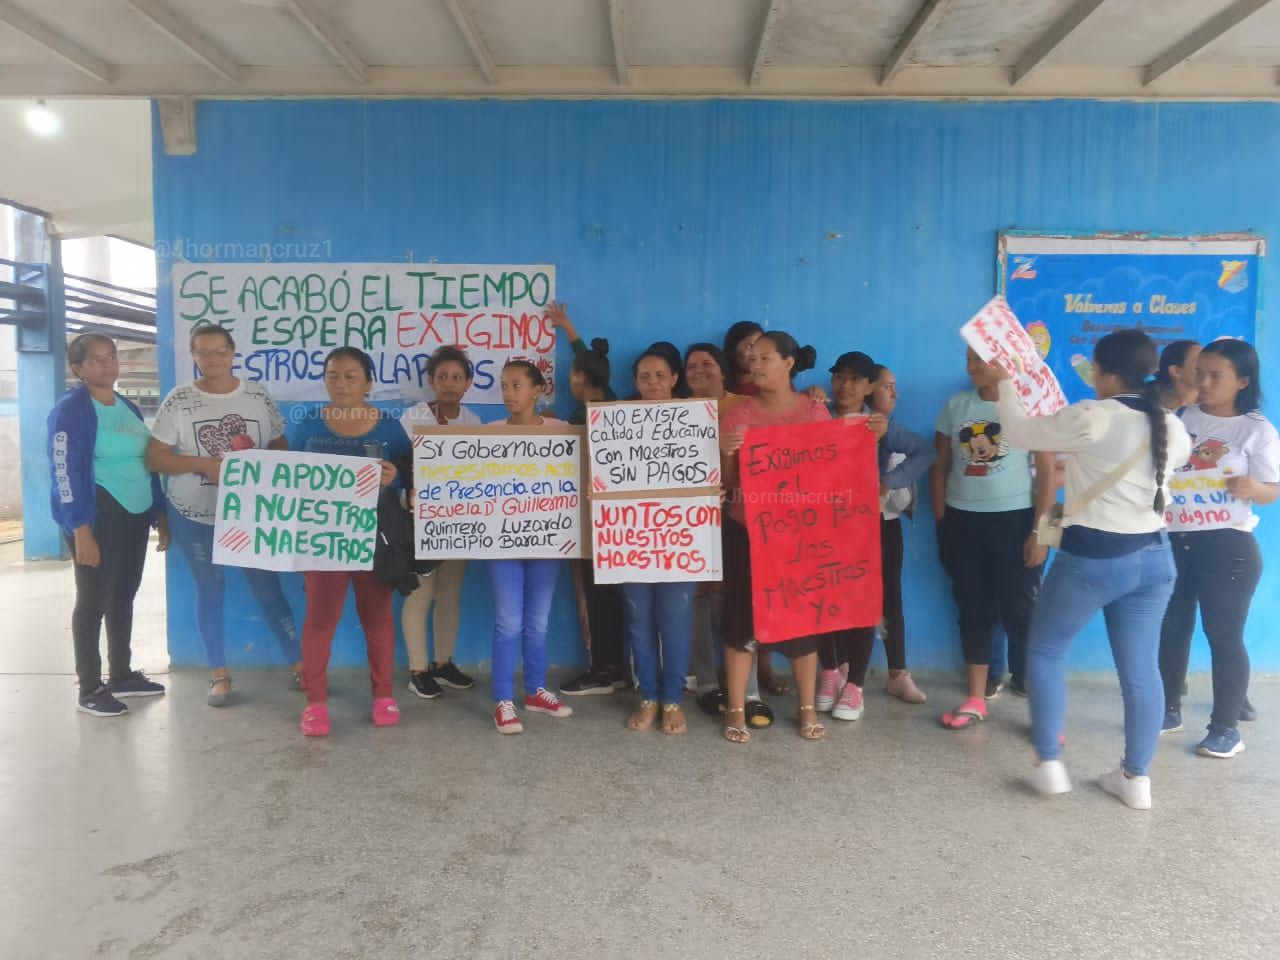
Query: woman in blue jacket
48,334,168,717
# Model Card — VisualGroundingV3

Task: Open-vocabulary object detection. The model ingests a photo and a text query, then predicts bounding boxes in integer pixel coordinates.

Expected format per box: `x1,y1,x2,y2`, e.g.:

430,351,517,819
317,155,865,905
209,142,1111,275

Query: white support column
443,0,497,85
284,0,367,85
748,1,785,86
0,1,112,83
1012,0,1109,85
1144,0,1275,85
607,0,628,86
881,0,952,86
126,0,241,82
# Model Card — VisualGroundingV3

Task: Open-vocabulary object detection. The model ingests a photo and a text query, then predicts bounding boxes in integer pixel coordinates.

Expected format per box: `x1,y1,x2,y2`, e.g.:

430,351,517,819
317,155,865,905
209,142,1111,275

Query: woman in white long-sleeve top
995,329,1191,811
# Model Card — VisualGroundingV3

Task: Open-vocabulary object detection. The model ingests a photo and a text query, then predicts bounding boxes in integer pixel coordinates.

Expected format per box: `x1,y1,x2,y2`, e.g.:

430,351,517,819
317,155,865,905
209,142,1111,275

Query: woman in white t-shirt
1159,339,1279,760
147,326,299,706
399,346,482,700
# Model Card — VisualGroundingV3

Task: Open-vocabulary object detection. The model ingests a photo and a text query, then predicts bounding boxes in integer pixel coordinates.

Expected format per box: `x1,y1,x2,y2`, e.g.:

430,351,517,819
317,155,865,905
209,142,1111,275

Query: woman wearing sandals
621,348,697,735
1003,330,1191,809
1158,338,1278,759
290,347,412,736
399,345,482,700
932,347,1056,730
148,325,301,706
719,331,830,743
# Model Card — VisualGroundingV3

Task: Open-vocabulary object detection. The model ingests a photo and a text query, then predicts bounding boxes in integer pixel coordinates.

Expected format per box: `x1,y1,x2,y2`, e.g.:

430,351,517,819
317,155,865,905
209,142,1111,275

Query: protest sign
586,399,723,583
961,295,1067,416
413,426,586,560
172,263,556,404
591,495,723,584
1164,467,1252,532
212,449,381,572
586,399,720,494
739,419,881,644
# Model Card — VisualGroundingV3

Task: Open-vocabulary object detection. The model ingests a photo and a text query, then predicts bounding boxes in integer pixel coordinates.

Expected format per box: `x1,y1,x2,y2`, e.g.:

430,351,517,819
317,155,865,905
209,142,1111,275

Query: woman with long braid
997,329,1190,810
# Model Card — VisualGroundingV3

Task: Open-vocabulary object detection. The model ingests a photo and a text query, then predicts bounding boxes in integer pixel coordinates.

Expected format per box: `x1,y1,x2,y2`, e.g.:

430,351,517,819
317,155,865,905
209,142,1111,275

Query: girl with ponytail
995,328,1191,810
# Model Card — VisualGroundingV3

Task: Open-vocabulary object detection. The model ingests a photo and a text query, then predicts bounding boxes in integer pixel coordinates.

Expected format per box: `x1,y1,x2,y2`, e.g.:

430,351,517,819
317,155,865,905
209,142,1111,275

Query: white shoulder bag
1035,440,1151,550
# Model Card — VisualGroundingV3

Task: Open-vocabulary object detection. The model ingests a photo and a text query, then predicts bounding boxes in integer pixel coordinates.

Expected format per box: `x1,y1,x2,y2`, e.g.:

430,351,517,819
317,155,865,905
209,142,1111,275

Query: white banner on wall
171,262,556,404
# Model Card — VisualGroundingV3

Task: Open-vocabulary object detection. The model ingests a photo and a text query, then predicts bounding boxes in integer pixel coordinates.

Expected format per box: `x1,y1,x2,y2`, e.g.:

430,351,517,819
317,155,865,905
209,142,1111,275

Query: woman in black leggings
48,334,168,717
1158,339,1278,759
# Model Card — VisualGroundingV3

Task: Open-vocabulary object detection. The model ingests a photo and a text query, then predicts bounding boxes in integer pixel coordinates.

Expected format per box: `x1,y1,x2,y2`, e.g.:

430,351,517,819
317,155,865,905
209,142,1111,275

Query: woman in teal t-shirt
47,334,168,718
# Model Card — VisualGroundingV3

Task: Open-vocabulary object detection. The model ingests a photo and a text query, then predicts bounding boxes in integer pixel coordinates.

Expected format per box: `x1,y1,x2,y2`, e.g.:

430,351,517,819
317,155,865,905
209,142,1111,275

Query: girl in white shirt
997,329,1191,811
1158,339,1279,759
400,346,483,699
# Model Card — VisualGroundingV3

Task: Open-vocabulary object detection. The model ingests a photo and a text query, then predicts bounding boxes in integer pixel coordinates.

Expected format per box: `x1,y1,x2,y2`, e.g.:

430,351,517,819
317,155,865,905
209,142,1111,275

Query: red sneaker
372,697,400,727
494,700,524,735
525,687,573,718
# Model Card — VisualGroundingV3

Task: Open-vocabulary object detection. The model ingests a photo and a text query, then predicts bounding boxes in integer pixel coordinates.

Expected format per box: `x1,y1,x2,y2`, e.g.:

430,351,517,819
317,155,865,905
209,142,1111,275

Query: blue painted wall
154,98,1280,674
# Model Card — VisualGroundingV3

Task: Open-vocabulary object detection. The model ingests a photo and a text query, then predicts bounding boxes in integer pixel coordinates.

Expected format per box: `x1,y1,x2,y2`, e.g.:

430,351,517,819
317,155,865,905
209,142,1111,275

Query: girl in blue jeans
621,348,696,735
488,360,574,735
996,329,1191,810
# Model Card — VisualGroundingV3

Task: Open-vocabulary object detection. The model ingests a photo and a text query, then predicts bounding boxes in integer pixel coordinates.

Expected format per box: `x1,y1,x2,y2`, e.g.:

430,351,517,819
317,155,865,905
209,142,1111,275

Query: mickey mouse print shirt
152,380,286,524
935,388,1034,513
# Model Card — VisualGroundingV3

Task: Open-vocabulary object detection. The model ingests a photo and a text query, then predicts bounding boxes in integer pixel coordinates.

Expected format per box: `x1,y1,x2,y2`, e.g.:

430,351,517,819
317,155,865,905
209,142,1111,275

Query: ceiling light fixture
25,100,61,137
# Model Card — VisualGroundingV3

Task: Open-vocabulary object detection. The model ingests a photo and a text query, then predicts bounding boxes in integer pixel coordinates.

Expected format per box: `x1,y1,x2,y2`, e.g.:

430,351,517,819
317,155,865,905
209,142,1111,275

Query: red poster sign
739,419,882,644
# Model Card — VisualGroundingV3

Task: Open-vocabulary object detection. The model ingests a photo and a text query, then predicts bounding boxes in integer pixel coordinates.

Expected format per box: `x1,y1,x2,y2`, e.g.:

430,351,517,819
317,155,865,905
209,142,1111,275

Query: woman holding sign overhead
289,347,412,737
1159,339,1278,760
719,331,831,743
619,348,698,735
148,325,301,707
998,330,1190,808
488,360,574,735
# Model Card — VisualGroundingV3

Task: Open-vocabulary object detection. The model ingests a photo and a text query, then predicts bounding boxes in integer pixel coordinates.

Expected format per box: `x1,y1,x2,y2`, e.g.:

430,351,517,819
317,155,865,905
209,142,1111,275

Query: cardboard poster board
961,295,1068,416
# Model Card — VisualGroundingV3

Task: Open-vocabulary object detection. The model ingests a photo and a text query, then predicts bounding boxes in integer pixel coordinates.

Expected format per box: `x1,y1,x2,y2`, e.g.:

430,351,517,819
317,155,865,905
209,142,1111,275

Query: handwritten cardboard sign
586,399,720,494
413,426,586,559
739,419,881,643
961,295,1068,416
591,495,723,584
172,263,556,404
212,449,381,572
1164,467,1252,531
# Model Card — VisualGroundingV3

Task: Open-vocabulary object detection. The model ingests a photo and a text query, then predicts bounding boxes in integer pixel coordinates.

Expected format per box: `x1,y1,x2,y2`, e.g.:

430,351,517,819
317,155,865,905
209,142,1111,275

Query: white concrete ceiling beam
1144,0,1275,86
125,0,240,82
443,0,496,85
749,0,785,86
283,0,367,85
1012,0,1109,86
0,1,111,83
607,0,628,86
881,0,953,86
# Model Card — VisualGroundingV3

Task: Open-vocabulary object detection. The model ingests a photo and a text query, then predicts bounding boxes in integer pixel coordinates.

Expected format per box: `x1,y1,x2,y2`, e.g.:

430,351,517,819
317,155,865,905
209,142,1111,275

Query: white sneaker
1098,766,1152,810
816,669,840,712
1029,759,1072,796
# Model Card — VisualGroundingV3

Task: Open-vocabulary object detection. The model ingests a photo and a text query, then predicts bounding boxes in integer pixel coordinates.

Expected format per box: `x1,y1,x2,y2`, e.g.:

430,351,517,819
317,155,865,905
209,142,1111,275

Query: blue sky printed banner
998,235,1262,404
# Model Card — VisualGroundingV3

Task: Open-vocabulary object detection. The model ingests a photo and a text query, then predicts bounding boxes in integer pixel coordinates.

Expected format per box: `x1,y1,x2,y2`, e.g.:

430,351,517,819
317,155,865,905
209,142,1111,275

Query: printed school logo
1185,435,1230,471
959,420,1007,477
1010,257,1037,280
1218,260,1249,294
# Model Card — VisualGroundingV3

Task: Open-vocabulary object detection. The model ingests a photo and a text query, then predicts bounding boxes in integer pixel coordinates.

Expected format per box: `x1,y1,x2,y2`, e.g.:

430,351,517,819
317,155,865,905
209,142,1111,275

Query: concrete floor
2,541,1278,959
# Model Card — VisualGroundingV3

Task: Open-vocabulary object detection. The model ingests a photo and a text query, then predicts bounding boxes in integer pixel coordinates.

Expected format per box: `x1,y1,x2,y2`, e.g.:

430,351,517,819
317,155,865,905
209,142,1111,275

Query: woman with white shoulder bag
994,329,1191,811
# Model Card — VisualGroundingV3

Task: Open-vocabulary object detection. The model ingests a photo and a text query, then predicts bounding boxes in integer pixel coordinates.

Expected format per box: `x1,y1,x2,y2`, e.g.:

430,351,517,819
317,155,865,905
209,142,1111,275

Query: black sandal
697,689,726,717
746,700,774,728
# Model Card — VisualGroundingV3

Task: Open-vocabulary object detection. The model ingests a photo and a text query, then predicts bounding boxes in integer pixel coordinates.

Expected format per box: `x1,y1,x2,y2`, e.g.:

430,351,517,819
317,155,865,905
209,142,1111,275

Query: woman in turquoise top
47,334,168,718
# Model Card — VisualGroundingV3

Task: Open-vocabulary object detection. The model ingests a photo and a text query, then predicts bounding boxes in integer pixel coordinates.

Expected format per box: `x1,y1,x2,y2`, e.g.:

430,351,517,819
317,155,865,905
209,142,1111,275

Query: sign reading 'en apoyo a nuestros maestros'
212,449,381,572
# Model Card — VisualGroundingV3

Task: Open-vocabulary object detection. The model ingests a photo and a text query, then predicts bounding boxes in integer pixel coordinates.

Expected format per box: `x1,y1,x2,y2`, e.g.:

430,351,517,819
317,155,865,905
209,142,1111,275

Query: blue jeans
1028,538,1176,776
488,559,560,702
623,582,694,703
167,508,301,669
